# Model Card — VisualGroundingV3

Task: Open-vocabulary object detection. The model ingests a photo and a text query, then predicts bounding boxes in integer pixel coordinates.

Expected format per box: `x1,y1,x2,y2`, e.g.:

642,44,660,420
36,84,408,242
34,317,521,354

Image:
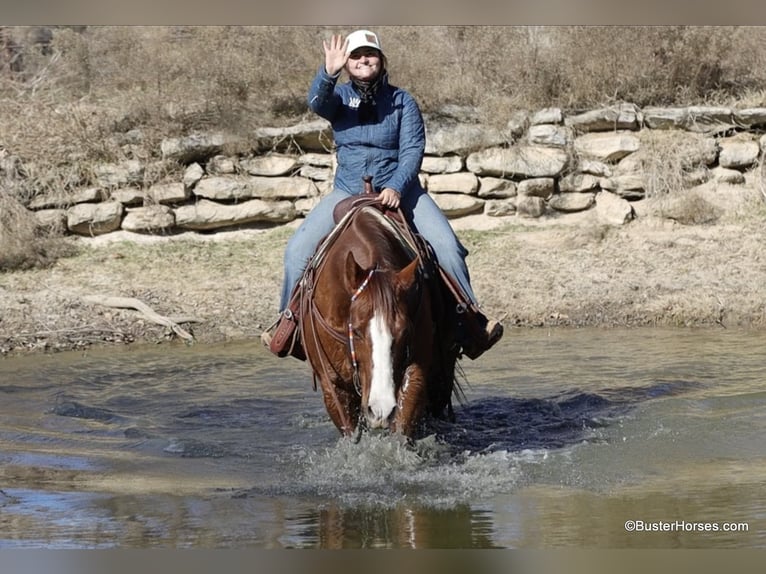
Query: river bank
2,190,765,357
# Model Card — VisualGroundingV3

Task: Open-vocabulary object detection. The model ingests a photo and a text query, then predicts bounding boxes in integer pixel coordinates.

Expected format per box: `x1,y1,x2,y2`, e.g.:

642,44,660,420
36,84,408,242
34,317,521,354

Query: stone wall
13,104,766,236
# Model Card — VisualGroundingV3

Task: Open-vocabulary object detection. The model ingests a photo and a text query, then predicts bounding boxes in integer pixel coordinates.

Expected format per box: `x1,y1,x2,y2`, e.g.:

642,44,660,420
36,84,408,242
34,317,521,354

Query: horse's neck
358,207,419,261
312,206,418,274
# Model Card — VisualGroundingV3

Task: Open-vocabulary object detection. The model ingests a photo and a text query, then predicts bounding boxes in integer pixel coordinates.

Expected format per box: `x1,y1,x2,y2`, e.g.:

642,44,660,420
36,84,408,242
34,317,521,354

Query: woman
264,29,502,360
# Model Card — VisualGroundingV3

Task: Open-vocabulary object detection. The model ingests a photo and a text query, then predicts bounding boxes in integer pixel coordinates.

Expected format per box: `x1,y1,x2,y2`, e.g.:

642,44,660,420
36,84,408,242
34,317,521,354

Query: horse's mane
348,209,416,323
354,268,399,323
356,209,409,266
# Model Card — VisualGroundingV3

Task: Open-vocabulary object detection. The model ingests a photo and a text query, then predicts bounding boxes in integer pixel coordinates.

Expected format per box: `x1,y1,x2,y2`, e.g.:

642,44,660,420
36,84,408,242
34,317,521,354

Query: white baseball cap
345,30,383,55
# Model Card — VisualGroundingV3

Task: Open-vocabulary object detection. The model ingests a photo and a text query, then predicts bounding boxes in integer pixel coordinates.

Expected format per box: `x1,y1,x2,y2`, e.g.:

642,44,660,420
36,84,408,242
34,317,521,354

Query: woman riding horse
262,29,502,360
298,200,458,435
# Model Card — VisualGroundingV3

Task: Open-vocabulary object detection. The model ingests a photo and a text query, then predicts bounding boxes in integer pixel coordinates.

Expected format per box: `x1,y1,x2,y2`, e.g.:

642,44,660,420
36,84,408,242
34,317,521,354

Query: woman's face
346,47,382,82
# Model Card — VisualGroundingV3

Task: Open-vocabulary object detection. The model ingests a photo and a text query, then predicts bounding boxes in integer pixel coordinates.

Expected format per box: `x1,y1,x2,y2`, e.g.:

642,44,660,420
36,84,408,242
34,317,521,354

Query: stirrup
260,314,280,348
263,309,305,360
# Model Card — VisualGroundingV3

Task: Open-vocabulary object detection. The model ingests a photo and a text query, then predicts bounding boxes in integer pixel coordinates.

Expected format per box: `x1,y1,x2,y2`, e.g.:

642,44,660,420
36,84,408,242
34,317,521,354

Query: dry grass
0,192,77,271
638,131,717,197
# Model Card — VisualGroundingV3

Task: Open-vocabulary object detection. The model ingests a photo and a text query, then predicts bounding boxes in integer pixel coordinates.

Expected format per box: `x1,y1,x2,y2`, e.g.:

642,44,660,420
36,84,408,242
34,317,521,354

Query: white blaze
367,311,396,426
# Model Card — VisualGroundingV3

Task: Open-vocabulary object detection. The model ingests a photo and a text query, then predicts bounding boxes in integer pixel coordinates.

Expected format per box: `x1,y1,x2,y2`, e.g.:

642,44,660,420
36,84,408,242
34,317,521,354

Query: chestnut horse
298,200,459,437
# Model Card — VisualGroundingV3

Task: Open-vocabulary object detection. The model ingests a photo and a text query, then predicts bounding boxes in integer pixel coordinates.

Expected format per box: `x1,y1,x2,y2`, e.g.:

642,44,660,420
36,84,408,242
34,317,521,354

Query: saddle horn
363,175,374,195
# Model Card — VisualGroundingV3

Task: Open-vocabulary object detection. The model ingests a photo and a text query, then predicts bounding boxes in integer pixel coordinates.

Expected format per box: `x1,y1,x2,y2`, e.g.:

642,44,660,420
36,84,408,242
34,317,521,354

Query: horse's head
344,251,427,431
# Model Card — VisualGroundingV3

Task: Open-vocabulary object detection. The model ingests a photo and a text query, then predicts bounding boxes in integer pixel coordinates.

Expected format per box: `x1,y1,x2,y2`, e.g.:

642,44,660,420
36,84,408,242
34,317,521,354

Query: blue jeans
279,186,477,311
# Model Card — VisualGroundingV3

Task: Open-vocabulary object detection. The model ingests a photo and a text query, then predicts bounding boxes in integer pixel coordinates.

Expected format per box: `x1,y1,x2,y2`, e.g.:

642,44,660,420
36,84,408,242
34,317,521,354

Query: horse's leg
426,280,459,421
394,365,427,437
320,381,360,436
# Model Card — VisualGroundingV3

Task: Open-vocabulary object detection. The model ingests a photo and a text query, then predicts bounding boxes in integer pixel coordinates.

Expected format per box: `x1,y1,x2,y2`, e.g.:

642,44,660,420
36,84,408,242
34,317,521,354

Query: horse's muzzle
364,404,396,430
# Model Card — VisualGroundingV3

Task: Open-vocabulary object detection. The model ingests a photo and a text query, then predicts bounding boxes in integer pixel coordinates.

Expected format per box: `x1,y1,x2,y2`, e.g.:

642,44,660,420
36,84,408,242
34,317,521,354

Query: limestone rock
565,103,641,132
299,153,334,167
110,188,145,206
599,174,646,199
67,201,124,236
193,176,315,201
294,196,320,215
430,194,484,218
615,151,645,175
596,191,635,225
718,139,760,169
517,178,555,198
148,182,189,204
478,177,517,199
241,154,299,176
28,188,105,209
527,124,570,147
549,192,596,213
183,163,204,189
734,108,766,128
299,165,332,181
247,177,318,200
642,107,688,130
206,155,237,175
425,123,507,156
426,172,479,195
515,195,546,218
684,106,734,134
421,155,463,174
507,110,530,138
531,107,563,125
577,159,612,177
559,173,601,193
121,205,175,232
466,145,569,178
253,120,333,153
712,167,746,184
574,132,640,163
193,177,252,201
174,199,296,230
682,168,711,188
484,199,517,217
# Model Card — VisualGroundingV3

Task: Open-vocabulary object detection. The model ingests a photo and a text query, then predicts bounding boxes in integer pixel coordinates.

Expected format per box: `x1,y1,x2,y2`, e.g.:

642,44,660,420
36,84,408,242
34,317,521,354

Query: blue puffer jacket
307,66,425,197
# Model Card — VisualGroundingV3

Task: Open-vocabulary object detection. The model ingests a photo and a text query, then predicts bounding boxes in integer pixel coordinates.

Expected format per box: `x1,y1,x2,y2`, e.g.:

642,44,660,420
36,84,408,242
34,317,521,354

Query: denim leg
402,187,478,305
279,188,352,311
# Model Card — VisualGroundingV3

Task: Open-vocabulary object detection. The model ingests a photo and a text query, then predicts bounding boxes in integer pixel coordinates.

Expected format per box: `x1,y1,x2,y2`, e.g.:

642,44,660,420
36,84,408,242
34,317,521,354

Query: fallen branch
82,295,199,342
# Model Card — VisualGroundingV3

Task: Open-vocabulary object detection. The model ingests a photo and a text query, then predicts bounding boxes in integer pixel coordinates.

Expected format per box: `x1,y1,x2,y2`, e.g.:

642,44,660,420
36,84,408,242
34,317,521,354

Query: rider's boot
456,306,504,360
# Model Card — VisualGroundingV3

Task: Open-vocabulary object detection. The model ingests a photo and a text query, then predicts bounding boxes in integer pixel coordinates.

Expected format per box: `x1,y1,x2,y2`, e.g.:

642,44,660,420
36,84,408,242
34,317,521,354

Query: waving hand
323,34,349,76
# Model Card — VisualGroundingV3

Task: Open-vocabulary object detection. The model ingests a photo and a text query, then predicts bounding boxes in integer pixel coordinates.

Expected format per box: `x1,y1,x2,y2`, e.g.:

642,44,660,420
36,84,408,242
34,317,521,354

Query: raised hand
323,34,349,76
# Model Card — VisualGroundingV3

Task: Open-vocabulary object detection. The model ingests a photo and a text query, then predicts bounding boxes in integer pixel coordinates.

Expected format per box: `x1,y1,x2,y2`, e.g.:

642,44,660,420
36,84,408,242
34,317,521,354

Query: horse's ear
396,258,420,291
344,251,367,292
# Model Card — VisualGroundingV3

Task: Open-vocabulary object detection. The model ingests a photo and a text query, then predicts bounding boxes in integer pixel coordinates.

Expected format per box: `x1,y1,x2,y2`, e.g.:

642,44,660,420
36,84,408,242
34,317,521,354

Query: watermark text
624,520,749,533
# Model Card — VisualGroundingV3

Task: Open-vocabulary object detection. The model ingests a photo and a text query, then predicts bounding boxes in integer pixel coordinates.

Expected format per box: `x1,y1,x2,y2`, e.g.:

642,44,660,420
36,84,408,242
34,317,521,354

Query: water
0,328,764,548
